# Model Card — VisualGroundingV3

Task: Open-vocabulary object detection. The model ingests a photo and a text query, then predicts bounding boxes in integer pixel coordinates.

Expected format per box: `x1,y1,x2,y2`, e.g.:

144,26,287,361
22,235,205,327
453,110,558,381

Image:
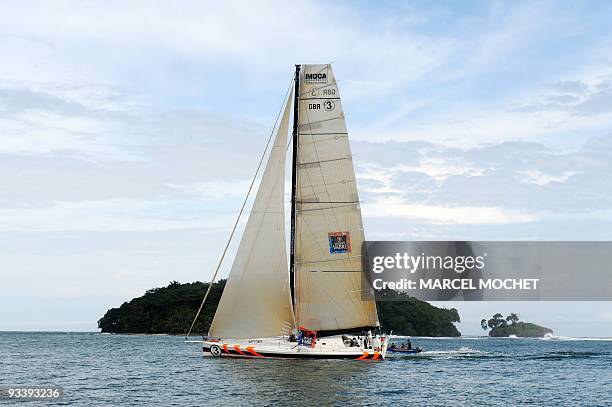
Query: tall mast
289,64,301,309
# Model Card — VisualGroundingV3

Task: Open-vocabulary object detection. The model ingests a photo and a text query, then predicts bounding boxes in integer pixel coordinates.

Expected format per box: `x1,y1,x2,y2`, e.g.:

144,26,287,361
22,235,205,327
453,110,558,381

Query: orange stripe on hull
246,346,263,357
233,345,245,355
372,352,380,360
223,344,229,354
355,352,370,360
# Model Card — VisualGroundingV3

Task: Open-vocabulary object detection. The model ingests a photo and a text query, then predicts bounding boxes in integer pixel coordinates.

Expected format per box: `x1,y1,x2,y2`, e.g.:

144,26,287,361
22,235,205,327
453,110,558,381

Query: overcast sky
1,0,612,336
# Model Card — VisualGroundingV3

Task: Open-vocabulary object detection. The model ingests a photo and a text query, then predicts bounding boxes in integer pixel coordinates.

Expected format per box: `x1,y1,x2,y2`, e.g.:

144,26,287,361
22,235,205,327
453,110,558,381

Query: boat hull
202,336,387,360
387,348,422,354
203,345,382,360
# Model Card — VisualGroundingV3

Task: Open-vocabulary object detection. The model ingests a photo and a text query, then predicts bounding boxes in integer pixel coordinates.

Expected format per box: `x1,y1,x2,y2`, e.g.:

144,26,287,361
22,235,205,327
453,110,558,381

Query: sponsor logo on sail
329,231,351,254
304,72,328,84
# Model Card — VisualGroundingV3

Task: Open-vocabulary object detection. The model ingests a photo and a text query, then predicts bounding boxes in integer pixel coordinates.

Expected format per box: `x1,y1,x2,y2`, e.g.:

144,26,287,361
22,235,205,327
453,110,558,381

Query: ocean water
1,332,611,406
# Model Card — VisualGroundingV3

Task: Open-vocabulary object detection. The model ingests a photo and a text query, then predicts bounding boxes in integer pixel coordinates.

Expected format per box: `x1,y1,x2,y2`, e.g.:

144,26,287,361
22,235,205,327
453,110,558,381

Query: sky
1,0,612,336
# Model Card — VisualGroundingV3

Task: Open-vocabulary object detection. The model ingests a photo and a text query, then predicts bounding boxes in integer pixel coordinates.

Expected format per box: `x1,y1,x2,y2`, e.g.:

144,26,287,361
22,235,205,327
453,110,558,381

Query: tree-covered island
98,280,461,337
481,313,553,337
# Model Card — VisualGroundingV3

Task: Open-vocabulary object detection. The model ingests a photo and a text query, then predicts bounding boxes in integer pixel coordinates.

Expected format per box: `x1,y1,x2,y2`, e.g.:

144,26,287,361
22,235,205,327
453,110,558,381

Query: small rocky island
481,313,552,337
98,280,461,337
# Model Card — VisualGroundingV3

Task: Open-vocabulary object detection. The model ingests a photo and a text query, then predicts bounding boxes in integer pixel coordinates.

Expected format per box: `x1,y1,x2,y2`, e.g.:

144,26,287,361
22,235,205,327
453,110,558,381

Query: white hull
202,335,387,360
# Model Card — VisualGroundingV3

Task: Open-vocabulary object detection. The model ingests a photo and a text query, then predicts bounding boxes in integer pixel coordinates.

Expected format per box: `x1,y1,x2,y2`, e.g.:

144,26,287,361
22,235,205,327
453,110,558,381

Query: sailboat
197,64,387,360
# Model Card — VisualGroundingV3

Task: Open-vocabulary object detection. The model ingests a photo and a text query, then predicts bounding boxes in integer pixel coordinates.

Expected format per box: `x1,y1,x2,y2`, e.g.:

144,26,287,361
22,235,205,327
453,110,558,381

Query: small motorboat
387,347,422,354
387,342,422,354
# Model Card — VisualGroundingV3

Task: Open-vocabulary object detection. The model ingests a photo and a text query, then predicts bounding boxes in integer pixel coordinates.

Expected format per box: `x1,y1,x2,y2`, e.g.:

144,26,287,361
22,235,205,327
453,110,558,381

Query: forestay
208,92,295,339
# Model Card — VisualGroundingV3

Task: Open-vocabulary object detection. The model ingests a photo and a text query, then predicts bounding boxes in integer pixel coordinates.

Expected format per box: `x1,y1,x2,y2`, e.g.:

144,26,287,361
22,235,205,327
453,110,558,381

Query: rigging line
298,156,352,166
185,73,295,339
299,204,358,212
298,180,356,190
230,88,293,323
319,270,366,273
296,254,363,264
300,97,341,101
300,200,360,204
300,132,348,136
236,87,294,291
298,115,343,129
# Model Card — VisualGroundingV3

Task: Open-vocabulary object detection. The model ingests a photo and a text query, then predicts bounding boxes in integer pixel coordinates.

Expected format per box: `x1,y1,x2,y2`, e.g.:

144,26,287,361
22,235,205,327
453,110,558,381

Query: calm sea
1,332,611,406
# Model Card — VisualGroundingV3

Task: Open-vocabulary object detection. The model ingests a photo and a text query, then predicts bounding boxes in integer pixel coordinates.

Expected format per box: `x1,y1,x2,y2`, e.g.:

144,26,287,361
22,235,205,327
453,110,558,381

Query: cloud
0,85,140,159
0,1,460,100
165,181,251,200
516,170,578,186
0,199,235,232
519,73,612,117
355,97,612,147
547,80,589,94
3,0,610,160
362,198,538,225
351,133,612,229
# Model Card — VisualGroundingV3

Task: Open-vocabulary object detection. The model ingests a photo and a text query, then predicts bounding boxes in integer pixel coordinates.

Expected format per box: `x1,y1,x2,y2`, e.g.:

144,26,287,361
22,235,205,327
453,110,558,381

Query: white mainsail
294,64,380,333
208,91,295,339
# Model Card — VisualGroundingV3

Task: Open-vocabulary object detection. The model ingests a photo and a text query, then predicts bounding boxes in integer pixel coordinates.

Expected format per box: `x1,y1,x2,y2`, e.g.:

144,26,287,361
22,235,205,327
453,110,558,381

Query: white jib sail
208,91,295,339
295,64,380,333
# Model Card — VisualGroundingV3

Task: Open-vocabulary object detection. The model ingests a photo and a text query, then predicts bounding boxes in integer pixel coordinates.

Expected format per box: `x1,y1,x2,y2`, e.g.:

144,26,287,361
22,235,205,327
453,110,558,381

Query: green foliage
97,280,226,335
376,290,461,337
487,313,508,330
506,313,519,325
480,312,552,337
377,301,461,337
488,322,553,338
98,282,462,336
480,318,488,330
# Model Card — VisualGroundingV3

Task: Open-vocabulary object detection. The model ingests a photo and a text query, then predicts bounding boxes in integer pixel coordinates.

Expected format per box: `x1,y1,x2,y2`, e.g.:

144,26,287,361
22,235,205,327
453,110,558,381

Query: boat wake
387,347,483,359
422,347,481,356
537,334,612,341
389,349,611,362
